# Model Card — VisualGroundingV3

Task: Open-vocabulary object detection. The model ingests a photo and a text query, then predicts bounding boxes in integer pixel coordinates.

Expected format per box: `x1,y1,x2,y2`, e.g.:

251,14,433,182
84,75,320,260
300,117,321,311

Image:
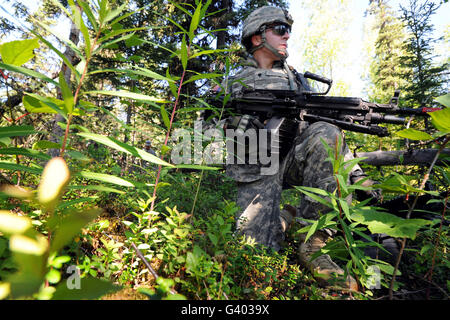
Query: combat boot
280,204,297,233
298,231,358,291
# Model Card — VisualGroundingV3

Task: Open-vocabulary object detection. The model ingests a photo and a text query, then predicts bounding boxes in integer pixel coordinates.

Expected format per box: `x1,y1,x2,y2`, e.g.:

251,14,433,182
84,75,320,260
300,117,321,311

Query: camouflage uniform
221,5,361,290
225,56,365,251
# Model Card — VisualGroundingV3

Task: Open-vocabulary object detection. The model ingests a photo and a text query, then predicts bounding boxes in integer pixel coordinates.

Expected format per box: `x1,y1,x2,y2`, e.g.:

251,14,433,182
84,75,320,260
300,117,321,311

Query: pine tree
399,0,448,108
367,0,410,103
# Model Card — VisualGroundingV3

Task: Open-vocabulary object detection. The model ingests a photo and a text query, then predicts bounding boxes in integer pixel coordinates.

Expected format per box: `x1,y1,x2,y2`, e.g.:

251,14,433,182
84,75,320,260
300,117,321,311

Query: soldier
144,140,156,156
141,139,157,169
223,6,373,290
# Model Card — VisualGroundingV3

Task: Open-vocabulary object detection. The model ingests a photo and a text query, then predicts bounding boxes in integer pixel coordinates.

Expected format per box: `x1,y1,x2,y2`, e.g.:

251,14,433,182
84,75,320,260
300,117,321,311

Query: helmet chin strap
249,28,289,60
261,29,289,60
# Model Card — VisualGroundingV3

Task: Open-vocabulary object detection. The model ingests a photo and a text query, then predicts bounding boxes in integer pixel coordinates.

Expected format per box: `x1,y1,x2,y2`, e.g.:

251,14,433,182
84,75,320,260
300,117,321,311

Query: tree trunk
216,0,231,49
356,148,450,166
49,17,80,157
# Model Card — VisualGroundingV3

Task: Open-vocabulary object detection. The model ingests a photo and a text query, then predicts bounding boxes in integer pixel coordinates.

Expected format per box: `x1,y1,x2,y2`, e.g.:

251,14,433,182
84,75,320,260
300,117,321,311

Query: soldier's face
265,26,290,57
252,26,290,61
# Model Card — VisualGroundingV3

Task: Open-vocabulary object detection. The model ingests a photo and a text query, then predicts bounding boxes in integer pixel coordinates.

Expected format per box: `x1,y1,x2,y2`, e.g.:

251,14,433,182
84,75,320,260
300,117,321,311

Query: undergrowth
0,0,448,301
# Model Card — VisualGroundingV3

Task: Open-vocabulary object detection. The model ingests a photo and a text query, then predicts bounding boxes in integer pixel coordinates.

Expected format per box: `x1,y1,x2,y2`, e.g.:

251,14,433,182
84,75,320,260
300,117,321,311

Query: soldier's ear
251,34,262,47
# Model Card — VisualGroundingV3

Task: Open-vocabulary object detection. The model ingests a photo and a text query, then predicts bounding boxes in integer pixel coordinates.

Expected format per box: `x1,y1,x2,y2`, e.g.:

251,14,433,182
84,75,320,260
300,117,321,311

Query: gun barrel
390,107,441,115
382,115,406,124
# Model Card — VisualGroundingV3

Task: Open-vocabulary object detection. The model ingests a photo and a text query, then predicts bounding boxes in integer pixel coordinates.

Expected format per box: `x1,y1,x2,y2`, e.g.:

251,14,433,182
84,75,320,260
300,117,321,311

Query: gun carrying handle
304,71,333,95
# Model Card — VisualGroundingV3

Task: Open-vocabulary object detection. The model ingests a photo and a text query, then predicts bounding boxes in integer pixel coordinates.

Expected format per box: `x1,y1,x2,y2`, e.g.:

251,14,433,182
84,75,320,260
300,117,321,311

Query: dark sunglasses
268,24,291,36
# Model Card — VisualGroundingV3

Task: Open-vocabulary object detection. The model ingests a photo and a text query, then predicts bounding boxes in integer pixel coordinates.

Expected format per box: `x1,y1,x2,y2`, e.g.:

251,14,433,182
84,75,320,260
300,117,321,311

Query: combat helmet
241,6,293,58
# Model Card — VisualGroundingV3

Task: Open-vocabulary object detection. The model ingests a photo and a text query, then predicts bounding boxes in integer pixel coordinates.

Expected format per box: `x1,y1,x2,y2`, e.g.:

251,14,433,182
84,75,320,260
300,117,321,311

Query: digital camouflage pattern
228,57,298,97
233,121,363,250
241,6,293,46
225,58,365,251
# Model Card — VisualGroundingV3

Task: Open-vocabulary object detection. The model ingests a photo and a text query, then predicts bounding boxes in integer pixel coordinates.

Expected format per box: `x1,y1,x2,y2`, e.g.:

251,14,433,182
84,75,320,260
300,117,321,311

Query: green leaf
52,276,121,300
77,0,98,32
134,65,176,83
0,161,43,175
66,150,91,163
0,62,59,87
141,39,176,55
295,186,334,208
0,147,51,161
77,171,137,187
435,93,450,108
351,209,431,239
0,283,10,300
69,0,91,57
32,140,61,150
59,72,74,114
37,157,71,212
183,73,223,85
49,255,71,269
174,164,220,171
208,233,218,246
0,125,36,138
189,48,230,59
49,208,102,254
103,2,127,24
0,136,11,147
156,13,187,34
7,232,48,298
77,132,174,167
376,173,423,194
0,211,33,236
23,94,68,119
0,184,33,200
68,185,125,194
338,198,351,220
99,0,108,23
304,220,319,243
46,269,61,284
160,105,170,130
189,2,202,42
180,35,188,70
9,233,48,255
167,68,179,98
88,67,175,83
429,107,450,133
0,39,39,66
374,263,401,276
57,197,98,210
335,174,348,195
396,128,433,141
83,90,168,106
124,34,144,47
95,31,136,52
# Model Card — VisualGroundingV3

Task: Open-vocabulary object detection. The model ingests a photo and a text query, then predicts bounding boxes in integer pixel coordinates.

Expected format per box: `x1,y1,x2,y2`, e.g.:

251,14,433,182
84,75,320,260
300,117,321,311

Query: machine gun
224,72,441,137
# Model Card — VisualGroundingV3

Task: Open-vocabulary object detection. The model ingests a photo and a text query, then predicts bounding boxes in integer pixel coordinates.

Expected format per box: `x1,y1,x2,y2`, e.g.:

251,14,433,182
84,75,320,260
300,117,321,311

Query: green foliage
399,0,448,107
294,137,435,292
0,39,40,67
395,93,450,140
366,0,410,103
0,0,447,301
0,158,118,299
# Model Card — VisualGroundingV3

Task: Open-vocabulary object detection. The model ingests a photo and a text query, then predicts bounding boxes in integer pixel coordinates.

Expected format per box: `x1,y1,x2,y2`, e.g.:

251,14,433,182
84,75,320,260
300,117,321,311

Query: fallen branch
356,148,450,166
